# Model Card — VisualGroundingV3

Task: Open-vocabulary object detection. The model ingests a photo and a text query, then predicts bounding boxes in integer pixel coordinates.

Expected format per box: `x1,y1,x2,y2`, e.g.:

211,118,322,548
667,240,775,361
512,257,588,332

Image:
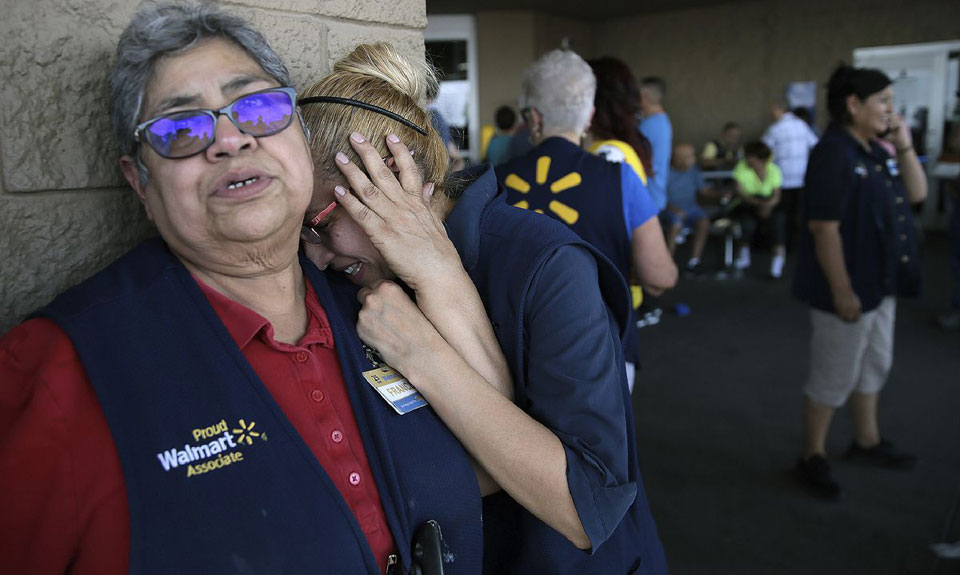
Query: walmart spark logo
504,155,582,224
232,419,264,445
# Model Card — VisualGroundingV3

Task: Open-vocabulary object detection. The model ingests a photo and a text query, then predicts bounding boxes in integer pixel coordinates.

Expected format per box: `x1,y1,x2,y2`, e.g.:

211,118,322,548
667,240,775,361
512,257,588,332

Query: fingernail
335,185,347,197
424,183,435,198
335,152,349,164
350,132,365,143
387,133,400,144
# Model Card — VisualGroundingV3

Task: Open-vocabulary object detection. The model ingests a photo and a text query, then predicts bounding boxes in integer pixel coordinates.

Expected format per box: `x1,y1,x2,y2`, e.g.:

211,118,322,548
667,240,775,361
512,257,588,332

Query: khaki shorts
803,297,896,408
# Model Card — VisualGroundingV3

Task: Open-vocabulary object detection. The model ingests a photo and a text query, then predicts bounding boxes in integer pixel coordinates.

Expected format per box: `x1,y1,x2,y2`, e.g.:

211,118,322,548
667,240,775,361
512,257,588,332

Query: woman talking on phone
792,65,926,499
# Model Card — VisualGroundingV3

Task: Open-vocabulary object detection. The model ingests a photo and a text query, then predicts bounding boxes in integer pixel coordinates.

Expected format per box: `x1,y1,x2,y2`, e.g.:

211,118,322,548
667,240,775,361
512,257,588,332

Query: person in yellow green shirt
731,140,787,278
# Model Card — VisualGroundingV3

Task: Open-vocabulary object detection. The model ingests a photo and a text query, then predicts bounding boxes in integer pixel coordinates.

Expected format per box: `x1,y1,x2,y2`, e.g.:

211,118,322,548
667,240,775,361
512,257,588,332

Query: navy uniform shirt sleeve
525,244,637,552
804,139,853,221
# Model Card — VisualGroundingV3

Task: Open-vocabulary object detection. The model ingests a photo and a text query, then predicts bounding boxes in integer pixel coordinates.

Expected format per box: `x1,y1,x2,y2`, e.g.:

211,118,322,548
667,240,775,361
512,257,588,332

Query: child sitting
665,143,712,273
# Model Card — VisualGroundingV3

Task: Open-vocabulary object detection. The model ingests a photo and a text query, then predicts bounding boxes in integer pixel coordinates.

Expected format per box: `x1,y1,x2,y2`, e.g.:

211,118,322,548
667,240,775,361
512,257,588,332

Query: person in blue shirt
484,105,518,166
638,76,673,210
299,43,668,575
665,143,713,273
792,65,927,500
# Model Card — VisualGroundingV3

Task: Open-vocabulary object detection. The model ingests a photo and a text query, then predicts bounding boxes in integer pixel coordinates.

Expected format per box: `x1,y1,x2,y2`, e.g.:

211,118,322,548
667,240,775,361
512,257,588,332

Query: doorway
425,15,480,163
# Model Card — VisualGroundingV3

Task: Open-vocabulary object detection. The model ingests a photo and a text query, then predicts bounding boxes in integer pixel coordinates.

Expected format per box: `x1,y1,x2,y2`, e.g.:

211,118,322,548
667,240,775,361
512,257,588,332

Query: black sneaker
843,439,917,469
794,455,842,500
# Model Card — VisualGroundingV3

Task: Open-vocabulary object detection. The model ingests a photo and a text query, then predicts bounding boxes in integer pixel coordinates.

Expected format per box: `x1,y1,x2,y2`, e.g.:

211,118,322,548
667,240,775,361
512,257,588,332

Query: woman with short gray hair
0,3,485,574
519,49,595,140
498,49,676,393
108,2,293,189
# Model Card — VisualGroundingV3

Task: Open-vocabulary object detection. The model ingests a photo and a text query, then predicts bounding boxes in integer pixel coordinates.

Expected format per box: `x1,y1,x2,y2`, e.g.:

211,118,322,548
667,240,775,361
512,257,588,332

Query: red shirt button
310,389,325,402
295,351,309,363
331,430,344,443
349,472,361,486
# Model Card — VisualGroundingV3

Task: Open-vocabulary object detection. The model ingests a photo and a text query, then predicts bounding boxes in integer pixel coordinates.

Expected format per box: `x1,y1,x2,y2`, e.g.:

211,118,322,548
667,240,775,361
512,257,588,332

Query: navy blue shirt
793,124,921,313
444,165,667,574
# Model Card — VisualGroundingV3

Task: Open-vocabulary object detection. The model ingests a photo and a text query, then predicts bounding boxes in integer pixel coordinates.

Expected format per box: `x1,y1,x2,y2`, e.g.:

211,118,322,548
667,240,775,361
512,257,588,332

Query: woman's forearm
398,337,590,549
414,274,514,401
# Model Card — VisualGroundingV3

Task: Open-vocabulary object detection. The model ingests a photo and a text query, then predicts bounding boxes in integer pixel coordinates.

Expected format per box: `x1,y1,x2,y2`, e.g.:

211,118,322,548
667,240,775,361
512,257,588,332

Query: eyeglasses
134,86,298,159
300,200,338,245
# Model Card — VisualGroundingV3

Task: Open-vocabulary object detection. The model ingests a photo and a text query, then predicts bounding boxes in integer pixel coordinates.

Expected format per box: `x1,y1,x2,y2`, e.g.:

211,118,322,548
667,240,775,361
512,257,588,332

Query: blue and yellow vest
497,137,632,288
36,238,482,575
497,137,641,359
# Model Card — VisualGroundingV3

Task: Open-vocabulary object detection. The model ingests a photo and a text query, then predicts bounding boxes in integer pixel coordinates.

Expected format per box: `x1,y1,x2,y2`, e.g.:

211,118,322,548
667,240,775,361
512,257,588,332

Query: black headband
298,95,428,135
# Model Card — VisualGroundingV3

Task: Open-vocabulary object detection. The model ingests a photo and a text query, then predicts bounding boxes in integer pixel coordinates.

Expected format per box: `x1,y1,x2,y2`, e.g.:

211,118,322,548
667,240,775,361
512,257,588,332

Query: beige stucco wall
0,0,426,334
476,10,596,137
471,0,958,154
476,11,536,131
595,0,960,148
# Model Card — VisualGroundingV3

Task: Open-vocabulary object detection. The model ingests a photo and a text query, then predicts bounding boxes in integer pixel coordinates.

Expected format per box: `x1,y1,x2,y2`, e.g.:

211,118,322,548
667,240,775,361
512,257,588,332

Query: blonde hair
300,43,450,196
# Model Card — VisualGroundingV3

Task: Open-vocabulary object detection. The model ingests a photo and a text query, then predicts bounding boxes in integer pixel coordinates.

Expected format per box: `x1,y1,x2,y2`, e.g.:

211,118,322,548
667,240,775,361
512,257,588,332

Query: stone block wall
0,0,426,334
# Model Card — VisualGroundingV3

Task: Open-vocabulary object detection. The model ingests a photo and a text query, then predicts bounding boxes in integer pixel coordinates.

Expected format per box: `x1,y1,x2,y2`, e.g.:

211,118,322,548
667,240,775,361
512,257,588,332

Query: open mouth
343,262,362,276
226,177,259,190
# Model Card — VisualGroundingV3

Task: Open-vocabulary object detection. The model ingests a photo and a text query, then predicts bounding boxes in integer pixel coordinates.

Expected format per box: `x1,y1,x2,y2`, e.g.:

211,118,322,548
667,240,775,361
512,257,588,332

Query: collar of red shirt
193,275,335,351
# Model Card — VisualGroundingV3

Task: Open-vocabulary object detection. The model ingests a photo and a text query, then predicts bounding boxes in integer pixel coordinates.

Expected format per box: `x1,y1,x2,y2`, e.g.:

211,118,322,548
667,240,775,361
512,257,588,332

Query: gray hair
521,50,595,136
108,1,291,188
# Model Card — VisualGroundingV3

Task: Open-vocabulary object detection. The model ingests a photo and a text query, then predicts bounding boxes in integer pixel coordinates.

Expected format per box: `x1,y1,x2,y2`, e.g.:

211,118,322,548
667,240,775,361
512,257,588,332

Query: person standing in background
484,105,518,167
638,76,672,210
500,51,676,394
792,65,926,500
764,97,819,251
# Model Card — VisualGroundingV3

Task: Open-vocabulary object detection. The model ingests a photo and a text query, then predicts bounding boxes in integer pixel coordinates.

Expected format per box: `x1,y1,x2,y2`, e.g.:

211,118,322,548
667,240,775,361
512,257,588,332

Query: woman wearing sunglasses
299,43,667,575
0,5,482,575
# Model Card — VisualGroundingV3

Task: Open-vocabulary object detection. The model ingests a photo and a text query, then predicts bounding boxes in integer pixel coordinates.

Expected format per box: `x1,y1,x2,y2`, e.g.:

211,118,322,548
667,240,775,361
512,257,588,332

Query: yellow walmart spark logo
505,155,582,224
232,419,265,445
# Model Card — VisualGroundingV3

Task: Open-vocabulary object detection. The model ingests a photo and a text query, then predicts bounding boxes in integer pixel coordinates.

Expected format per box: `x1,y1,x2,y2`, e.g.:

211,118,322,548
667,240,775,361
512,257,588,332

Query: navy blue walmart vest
497,137,640,362
451,167,667,575
498,137,632,290
36,238,482,575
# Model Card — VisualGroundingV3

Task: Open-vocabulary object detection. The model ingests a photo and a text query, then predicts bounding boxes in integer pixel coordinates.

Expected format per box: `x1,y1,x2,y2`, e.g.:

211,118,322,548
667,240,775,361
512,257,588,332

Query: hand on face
330,132,463,292
887,112,913,150
356,280,440,372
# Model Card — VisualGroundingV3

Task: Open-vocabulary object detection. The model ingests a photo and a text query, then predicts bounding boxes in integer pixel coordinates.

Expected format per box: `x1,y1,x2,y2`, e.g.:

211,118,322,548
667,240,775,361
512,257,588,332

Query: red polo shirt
0,276,395,574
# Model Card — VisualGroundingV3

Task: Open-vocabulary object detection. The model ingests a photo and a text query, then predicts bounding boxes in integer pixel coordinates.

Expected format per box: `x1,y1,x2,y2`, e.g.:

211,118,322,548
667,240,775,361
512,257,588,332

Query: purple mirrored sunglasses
133,86,297,159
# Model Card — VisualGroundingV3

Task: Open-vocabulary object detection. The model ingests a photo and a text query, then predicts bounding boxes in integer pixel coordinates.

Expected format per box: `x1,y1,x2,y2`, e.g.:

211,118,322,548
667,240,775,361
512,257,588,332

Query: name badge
362,365,428,415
